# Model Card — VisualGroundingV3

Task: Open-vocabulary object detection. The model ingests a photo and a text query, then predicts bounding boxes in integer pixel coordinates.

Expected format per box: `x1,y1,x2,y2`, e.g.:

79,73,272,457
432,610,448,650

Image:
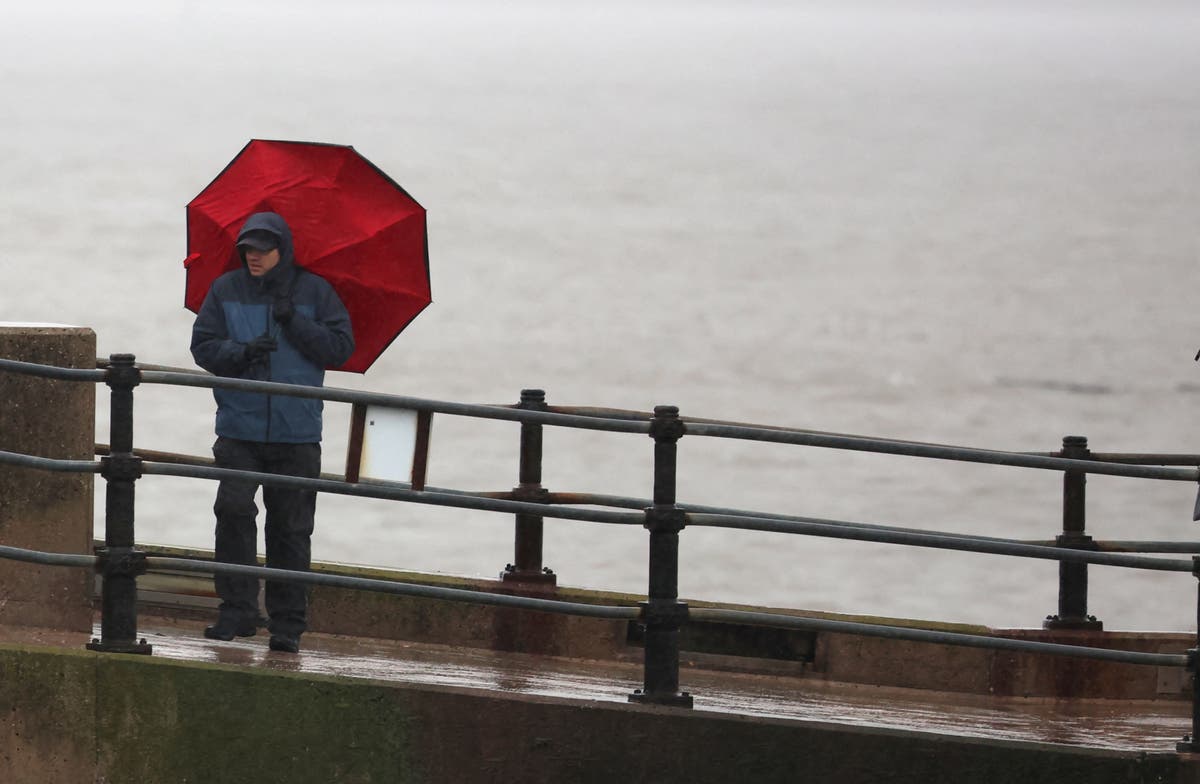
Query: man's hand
242,335,278,365
273,296,295,326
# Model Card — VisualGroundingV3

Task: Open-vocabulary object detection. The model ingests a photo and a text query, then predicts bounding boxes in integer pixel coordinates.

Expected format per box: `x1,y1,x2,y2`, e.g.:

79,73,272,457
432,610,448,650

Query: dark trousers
212,436,321,637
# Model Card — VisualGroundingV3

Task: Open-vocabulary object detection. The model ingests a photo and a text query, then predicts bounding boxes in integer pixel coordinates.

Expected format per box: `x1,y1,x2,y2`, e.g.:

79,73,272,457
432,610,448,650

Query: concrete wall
0,326,94,631
0,643,1190,784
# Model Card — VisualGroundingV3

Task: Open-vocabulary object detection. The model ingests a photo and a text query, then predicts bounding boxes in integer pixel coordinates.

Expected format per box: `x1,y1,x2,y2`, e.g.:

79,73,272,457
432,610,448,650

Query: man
190,211,354,653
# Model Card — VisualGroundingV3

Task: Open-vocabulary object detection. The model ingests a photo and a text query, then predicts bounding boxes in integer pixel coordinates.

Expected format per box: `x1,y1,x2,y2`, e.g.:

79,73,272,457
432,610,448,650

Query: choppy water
3,0,1200,630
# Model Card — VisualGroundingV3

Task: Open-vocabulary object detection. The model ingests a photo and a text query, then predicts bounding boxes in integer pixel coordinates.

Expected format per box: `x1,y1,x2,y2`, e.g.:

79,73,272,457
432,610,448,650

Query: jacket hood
234,212,297,289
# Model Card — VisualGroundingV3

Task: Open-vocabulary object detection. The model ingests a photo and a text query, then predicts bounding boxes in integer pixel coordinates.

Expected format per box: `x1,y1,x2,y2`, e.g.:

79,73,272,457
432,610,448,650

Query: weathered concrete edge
0,643,1190,784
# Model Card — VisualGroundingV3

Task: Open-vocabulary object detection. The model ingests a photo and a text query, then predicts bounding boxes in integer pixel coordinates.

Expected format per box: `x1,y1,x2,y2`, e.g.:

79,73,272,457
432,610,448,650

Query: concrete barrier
0,643,1189,784
0,325,95,631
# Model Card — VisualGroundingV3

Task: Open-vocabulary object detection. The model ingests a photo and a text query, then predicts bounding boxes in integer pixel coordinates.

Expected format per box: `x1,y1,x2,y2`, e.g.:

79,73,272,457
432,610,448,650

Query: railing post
1044,435,1102,631
1178,557,1200,753
629,405,692,708
86,354,151,655
501,389,556,586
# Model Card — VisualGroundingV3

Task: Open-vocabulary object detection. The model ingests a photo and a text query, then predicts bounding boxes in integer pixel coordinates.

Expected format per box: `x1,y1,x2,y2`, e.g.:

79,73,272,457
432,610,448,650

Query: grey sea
3,0,1199,630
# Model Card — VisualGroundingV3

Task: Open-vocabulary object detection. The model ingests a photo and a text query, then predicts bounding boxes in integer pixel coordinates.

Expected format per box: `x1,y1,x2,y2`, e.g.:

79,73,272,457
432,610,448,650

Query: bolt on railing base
499,565,557,586
1043,614,1103,631
86,638,152,655
628,689,694,709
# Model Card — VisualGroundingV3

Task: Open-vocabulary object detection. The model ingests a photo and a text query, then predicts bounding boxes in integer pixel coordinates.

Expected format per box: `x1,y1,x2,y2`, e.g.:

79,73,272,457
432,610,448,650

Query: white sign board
346,404,431,490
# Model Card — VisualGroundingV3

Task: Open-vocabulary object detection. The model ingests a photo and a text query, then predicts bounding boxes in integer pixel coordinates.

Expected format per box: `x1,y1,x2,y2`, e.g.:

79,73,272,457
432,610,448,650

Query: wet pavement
2,618,1191,753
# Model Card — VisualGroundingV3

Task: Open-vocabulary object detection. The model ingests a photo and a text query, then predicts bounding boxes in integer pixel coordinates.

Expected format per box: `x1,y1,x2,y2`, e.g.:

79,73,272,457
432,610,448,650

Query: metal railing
3,353,1200,749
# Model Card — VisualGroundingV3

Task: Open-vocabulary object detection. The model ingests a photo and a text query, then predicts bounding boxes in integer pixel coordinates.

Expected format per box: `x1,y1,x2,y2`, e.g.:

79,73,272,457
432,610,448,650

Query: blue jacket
190,212,355,444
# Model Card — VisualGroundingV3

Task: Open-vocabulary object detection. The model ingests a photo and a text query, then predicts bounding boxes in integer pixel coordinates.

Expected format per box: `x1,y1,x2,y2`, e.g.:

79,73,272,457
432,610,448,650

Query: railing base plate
86,638,153,655
1043,616,1103,631
628,689,693,709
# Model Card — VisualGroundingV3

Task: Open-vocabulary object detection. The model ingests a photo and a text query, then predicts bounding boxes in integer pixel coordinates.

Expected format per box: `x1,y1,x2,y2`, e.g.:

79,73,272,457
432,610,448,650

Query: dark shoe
203,617,258,641
268,633,300,654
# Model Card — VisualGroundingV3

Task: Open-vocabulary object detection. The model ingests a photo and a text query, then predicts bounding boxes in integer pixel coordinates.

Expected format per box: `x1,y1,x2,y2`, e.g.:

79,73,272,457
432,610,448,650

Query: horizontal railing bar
87,448,1200,559
140,461,645,526
552,491,1027,543
1025,540,1200,554
65,358,1200,475
98,361,1200,466
96,358,200,373
9,442,1192,564
689,608,1189,668
548,405,1200,475
97,447,1200,558
545,405,650,421
139,370,651,434
551,487,1200,567
0,544,98,569
1094,541,1200,554
94,443,513,502
1023,452,1200,466
560,406,994,449
0,449,101,474
0,538,1183,668
545,402,1200,472
686,512,1196,572
0,356,107,382
96,363,979,447
684,423,1200,481
2,442,1187,565
551,491,1200,557
70,358,1200,476
87,446,1016,548
146,557,640,620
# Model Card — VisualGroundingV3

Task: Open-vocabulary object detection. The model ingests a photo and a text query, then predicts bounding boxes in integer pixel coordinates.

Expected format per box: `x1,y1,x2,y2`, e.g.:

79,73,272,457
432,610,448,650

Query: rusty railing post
501,389,555,586
87,354,151,654
1178,557,1200,753
1044,435,1102,631
629,405,692,708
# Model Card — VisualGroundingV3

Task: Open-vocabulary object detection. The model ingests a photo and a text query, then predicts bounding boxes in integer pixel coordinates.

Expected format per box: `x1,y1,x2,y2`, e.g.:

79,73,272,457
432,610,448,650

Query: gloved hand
273,296,295,326
242,335,278,365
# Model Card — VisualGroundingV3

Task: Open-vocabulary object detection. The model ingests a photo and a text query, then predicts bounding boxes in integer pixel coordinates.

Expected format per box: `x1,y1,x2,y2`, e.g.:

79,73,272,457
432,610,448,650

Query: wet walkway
3,616,1190,754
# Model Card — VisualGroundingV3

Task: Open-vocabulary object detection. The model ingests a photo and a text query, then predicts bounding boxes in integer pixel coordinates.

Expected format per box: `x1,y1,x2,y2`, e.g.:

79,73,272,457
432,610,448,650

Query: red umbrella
183,139,430,373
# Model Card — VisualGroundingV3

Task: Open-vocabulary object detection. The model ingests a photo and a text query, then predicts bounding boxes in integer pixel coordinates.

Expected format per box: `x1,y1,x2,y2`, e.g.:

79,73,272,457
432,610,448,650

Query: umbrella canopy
183,139,430,373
